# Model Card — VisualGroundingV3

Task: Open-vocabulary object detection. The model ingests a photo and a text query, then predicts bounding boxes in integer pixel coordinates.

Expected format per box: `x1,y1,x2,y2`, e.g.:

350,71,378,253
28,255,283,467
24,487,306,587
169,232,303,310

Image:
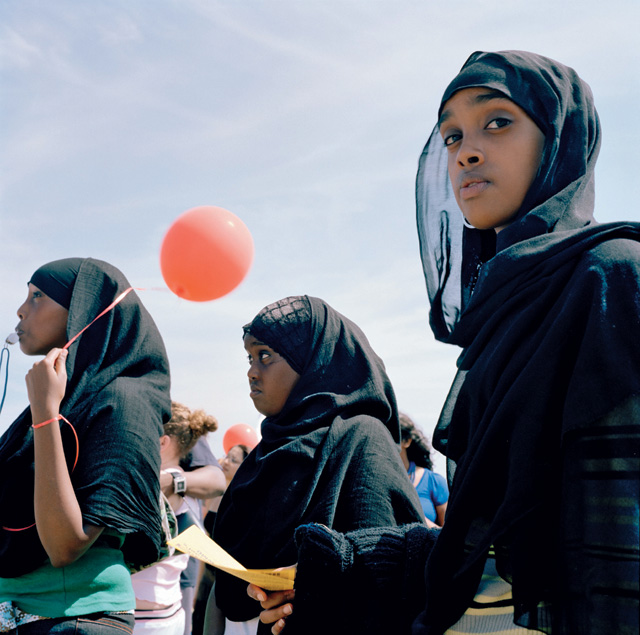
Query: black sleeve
285,522,439,635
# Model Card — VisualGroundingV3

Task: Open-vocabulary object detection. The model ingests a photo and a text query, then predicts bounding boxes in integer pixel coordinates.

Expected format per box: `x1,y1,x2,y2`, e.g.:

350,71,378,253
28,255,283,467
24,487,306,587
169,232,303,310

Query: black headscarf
29,258,82,310
415,51,640,633
214,296,424,628
0,258,171,578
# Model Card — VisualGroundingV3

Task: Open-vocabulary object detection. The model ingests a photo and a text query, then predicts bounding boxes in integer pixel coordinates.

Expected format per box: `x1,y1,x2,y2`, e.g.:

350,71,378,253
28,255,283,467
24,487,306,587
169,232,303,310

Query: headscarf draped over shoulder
414,51,640,634
214,296,423,626
417,49,610,343
0,258,171,577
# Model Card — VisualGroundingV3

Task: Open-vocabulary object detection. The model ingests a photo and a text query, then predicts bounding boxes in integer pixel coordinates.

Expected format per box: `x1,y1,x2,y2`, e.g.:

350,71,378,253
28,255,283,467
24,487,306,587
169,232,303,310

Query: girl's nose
457,137,484,167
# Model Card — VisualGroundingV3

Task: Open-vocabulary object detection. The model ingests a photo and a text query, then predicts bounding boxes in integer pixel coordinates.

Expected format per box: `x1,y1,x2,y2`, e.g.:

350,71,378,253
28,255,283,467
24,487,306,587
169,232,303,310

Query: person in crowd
192,444,252,635
0,257,171,633
399,413,448,527
214,295,425,634
132,401,218,635
203,444,252,536
248,50,640,635
172,432,226,635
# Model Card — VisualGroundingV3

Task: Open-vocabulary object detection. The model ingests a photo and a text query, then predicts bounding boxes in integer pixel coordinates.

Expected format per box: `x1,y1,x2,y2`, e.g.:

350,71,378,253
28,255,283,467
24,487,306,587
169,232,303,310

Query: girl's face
16,283,69,356
220,445,246,482
244,334,301,418
439,87,545,232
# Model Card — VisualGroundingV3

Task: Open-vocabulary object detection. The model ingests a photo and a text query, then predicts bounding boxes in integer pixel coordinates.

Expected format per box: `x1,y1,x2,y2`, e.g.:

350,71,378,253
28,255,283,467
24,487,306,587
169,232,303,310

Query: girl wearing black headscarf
0,258,171,633
248,51,640,635
212,295,425,634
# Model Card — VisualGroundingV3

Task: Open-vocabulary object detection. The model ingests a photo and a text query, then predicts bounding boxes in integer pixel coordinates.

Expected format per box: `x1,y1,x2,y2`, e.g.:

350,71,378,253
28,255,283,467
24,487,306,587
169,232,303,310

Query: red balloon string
3,416,79,532
63,285,169,350
63,286,137,349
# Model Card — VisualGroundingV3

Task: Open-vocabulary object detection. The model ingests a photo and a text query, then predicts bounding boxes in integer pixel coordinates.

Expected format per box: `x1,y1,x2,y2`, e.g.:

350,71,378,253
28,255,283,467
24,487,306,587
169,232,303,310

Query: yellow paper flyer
168,525,295,591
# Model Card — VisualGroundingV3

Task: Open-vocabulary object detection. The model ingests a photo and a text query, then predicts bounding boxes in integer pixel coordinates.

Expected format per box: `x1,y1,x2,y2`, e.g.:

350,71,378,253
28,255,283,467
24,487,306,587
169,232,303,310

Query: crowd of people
0,49,638,635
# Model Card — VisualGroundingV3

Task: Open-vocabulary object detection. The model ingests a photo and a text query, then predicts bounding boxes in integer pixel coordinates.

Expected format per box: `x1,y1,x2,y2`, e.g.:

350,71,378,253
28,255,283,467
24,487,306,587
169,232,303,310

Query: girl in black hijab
0,258,171,633
249,51,640,635
212,295,424,633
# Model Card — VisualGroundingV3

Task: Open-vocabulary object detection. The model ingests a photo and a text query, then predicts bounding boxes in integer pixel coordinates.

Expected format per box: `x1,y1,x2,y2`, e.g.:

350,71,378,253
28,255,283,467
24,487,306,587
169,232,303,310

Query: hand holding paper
168,525,295,591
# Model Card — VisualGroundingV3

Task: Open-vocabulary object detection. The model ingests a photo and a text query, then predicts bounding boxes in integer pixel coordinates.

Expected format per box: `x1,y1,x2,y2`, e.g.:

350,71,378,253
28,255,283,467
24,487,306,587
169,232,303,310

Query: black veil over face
417,50,601,343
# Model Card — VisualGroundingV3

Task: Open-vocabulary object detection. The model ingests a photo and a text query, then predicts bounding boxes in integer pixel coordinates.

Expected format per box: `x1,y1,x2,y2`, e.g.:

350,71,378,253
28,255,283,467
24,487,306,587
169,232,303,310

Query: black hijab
214,296,423,626
0,258,171,577
243,295,399,445
415,51,640,633
29,257,82,310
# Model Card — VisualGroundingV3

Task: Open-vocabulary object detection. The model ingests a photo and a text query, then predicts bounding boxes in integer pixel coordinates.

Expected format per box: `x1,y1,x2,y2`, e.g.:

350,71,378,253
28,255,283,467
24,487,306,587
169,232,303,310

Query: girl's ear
159,434,171,451
401,438,412,450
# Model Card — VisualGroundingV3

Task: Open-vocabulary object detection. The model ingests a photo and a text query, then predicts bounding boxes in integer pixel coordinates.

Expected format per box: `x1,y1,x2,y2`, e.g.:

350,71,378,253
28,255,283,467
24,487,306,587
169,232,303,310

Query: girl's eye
247,350,273,364
486,117,511,130
443,132,461,147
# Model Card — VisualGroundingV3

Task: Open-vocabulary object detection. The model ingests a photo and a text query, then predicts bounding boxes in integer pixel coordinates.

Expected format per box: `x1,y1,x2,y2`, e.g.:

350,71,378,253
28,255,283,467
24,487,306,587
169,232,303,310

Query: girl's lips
460,180,489,200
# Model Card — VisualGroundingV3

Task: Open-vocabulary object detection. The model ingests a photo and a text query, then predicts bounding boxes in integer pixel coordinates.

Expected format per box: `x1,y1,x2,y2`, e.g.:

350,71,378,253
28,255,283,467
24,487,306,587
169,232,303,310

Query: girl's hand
26,348,68,420
247,568,297,635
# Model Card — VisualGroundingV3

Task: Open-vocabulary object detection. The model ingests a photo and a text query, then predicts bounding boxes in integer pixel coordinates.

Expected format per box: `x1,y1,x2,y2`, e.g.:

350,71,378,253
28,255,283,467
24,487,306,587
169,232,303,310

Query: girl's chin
459,206,519,232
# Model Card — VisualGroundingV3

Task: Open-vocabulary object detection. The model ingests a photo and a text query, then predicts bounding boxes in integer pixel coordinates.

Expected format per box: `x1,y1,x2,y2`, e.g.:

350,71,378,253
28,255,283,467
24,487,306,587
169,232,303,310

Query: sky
1,0,639,476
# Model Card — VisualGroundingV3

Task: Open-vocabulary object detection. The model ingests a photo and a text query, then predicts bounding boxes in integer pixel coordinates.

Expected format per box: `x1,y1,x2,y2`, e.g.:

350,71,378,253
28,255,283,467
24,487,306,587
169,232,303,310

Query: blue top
414,467,448,523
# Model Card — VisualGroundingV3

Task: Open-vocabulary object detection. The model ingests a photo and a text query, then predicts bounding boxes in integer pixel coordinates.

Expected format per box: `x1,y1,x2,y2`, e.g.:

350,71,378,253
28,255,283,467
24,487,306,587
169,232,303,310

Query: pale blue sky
1,0,638,474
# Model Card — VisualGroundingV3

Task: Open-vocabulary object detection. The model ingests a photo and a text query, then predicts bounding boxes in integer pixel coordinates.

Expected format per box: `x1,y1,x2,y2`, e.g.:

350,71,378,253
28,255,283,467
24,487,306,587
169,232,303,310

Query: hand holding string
26,348,68,423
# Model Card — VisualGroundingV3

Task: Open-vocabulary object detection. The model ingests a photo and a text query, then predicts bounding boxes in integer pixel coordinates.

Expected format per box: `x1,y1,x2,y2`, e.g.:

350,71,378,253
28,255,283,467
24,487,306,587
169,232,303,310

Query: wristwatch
164,468,187,496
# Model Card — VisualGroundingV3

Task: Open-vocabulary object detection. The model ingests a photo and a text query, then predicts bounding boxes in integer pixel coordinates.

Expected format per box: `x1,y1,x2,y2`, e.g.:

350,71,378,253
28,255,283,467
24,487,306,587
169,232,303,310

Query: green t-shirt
0,532,134,617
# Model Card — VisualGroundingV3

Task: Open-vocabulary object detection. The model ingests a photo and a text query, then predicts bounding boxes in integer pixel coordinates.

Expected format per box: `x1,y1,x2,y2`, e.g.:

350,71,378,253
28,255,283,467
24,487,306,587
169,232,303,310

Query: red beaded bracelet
32,414,63,429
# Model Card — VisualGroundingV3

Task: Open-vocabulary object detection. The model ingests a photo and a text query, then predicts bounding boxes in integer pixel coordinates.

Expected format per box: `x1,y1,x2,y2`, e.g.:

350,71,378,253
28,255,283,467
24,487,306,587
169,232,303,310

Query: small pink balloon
160,205,254,302
223,424,260,454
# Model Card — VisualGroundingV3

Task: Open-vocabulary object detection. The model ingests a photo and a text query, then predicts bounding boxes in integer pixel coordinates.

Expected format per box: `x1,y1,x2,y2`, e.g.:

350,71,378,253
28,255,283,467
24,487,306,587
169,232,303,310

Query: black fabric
0,258,171,577
289,523,438,635
29,257,83,310
242,295,311,375
180,435,220,471
416,51,640,633
214,296,424,631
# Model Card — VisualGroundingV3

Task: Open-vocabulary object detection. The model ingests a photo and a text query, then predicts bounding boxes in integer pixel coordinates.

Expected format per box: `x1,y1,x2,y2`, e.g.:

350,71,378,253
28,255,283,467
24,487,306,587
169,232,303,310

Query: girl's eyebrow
438,89,510,128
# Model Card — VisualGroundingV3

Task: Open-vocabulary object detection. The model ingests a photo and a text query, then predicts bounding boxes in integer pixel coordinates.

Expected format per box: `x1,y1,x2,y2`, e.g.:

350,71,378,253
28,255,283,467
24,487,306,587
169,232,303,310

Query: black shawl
0,258,171,578
214,296,424,630
416,51,640,633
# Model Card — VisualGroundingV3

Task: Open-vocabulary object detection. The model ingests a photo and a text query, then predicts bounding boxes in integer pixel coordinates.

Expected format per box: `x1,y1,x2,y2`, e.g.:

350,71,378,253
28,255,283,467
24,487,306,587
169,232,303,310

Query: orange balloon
160,206,254,301
223,424,260,454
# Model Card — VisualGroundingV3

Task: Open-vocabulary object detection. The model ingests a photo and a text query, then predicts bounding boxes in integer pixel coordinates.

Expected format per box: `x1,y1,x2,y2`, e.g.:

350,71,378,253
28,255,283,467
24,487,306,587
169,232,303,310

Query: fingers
247,584,295,629
247,584,267,603
30,348,68,377
52,349,69,383
247,585,295,610
261,602,292,629
272,617,288,634
26,348,68,415
44,347,68,373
